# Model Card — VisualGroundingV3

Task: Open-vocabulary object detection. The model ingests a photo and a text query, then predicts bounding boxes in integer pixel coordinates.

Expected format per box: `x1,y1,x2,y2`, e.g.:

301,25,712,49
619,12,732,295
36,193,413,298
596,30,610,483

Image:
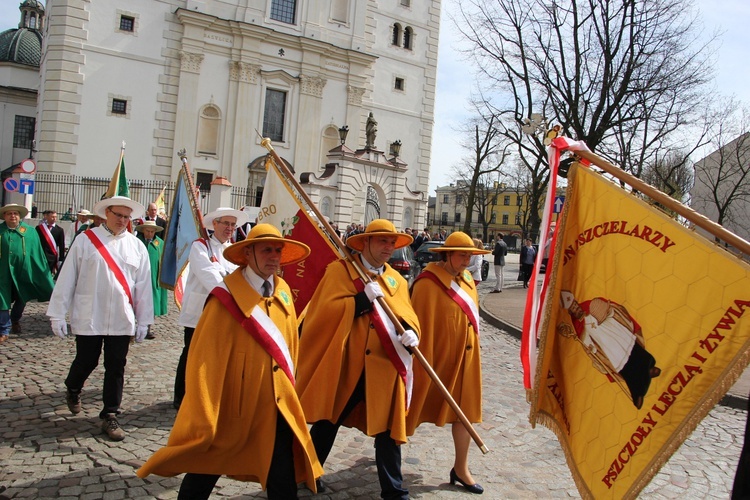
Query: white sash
449,280,481,336
39,223,58,258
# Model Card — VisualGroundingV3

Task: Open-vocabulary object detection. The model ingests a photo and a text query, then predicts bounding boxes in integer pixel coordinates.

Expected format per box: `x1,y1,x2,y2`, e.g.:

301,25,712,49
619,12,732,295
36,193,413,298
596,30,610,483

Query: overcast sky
2,1,747,195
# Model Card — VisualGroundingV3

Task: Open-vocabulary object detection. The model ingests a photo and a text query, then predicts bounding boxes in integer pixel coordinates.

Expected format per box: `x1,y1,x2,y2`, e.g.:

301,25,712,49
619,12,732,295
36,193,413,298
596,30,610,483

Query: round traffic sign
20,159,36,174
3,178,19,192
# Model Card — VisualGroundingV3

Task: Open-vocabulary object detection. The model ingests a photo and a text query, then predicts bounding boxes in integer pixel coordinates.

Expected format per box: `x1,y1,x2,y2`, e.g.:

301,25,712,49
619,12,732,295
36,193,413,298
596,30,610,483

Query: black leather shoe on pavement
450,468,483,494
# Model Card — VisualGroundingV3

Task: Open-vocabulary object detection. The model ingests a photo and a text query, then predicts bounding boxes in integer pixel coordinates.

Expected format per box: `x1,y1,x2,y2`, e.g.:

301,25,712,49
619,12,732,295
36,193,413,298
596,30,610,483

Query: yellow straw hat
223,223,311,266
346,219,413,252
430,231,490,254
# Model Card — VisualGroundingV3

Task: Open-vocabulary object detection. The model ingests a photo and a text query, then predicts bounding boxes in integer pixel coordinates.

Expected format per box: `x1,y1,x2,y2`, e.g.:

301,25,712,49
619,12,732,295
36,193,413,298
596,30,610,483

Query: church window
403,27,413,50
119,15,134,32
392,24,402,46
263,89,287,142
13,116,35,150
270,0,296,24
112,99,127,115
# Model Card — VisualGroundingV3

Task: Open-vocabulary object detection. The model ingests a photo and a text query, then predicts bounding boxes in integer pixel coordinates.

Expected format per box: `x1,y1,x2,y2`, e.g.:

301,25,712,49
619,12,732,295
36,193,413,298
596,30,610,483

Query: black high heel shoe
450,468,484,494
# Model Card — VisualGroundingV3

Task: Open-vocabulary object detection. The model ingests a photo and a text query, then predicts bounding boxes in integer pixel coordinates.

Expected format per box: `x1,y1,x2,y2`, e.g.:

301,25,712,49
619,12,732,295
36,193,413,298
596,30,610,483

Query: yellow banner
532,164,750,499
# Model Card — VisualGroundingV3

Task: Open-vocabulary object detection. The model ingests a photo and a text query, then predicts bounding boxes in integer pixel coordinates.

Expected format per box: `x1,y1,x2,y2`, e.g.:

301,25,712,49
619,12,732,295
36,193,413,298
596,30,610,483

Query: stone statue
365,112,377,150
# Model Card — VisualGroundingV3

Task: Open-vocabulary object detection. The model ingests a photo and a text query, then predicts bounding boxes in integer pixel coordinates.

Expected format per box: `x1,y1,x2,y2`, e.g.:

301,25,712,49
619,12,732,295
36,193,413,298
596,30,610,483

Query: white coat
177,235,237,328
47,226,153,335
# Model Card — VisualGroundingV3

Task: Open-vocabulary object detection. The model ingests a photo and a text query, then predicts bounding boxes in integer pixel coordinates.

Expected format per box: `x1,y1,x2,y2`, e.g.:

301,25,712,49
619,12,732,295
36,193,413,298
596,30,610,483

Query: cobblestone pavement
0,296,745,499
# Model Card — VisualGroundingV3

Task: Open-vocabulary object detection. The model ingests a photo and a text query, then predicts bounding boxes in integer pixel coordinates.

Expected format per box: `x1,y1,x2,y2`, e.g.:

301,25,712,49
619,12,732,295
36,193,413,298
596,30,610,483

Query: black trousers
178,413,297,500
173,327,195,407
65,335,131,419
620,342,656,407
310,374,408,500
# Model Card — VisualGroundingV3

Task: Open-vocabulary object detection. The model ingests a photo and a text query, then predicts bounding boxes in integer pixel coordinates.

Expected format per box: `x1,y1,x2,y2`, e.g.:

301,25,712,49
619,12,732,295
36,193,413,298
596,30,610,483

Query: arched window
197,104,221,156
392,23,402,46
403,27,413,50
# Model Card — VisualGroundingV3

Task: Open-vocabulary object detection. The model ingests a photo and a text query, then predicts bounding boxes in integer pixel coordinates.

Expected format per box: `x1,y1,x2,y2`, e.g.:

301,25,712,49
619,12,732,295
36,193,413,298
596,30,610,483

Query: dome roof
0,27,42,66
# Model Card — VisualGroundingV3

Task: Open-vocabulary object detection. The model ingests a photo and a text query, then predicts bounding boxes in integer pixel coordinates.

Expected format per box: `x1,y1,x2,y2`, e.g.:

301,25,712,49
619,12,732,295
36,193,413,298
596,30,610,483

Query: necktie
262,280,272,297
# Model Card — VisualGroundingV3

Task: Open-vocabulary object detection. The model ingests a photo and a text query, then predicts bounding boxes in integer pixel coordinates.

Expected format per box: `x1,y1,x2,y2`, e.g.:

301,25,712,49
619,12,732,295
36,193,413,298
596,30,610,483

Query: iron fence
28,174,262,219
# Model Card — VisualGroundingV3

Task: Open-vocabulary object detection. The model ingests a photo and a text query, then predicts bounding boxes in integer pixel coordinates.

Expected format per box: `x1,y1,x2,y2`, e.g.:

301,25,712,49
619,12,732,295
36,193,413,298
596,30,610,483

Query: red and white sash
417,271,480,335
39,223,59,264
352,273,413,410
84,231,133,306
210,285,295,385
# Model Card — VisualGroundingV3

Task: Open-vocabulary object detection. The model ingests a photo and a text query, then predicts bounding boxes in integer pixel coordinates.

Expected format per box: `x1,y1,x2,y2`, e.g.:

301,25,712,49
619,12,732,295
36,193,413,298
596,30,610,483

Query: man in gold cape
138,224,322,499
296,219,420,499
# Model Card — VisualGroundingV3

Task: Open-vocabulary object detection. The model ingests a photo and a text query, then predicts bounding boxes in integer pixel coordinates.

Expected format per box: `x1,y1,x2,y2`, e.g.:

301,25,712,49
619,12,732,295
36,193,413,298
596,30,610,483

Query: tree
454,0,713,239
692,102,750,243
640,150,694,217
450,113,510,237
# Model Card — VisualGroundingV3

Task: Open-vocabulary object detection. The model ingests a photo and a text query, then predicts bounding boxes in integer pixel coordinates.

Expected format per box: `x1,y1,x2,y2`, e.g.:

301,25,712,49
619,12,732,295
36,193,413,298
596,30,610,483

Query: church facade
35,0,439,227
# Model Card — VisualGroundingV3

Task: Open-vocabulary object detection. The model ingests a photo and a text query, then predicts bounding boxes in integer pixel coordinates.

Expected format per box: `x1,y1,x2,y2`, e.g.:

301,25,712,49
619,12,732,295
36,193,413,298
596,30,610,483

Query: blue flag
159,169,202,290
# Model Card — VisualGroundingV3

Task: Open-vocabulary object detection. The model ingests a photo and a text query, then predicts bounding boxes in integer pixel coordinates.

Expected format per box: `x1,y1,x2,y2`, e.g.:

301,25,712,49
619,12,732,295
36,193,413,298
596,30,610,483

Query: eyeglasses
215,220,237,228
107,208,131,220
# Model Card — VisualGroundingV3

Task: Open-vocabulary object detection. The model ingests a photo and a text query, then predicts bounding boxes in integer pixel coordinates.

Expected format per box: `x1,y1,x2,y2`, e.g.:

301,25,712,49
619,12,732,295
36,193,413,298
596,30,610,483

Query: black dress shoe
145,332,156,339
315,478,326,493
450,468,483,494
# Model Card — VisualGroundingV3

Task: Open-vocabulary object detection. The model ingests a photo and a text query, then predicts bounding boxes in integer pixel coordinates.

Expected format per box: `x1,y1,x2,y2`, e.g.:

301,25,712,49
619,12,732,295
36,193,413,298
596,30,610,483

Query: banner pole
258,134,489,454
575,149,750,255
176,149,209,241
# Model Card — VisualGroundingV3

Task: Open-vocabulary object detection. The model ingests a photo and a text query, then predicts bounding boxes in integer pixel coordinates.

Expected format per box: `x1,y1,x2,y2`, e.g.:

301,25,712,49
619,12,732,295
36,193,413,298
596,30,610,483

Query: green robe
137,234,168,316
0,222,55,309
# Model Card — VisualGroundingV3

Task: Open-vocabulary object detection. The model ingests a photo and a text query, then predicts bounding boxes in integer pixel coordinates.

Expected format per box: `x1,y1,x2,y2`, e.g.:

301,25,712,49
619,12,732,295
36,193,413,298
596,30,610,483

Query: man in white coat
173,207,250,409
47,196,154,441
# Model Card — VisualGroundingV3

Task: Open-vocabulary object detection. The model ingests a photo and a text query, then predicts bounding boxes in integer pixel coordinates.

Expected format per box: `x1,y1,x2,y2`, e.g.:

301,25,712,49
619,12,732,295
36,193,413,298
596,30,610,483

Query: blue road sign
553,196,565,213
3,178,19,192
18,179,34,195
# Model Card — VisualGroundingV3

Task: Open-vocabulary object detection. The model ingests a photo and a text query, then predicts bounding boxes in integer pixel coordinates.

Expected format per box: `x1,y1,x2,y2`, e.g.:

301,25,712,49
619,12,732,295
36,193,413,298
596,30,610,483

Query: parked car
414,241,444,271
388,245,419,286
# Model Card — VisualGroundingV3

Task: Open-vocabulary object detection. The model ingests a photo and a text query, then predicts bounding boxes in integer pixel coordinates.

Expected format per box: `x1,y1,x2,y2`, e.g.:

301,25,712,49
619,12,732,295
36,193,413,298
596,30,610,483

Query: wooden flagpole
176,149,209,241
575,150,750,255
258,134,489,454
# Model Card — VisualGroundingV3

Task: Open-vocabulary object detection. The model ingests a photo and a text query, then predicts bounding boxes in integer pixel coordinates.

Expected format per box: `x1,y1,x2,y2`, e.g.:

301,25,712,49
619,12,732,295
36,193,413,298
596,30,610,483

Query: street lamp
338,125,349,145
391,139,402,157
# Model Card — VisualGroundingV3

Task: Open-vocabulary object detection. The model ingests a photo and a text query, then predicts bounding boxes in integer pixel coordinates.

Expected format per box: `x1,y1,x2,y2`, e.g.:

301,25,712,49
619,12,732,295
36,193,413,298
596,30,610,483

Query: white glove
135,325,149,343
51,319,68,339
364,282,384,302
400,329,419,348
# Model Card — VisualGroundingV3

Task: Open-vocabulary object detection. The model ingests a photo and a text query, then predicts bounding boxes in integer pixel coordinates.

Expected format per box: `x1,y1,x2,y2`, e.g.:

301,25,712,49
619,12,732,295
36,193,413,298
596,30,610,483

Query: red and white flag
258,157,341,316
522,137,591,391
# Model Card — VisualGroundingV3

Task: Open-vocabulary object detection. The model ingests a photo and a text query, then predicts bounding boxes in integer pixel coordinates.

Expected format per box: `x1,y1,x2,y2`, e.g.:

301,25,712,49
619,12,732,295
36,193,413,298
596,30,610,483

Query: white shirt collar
360,254,385,275
242,266,273,296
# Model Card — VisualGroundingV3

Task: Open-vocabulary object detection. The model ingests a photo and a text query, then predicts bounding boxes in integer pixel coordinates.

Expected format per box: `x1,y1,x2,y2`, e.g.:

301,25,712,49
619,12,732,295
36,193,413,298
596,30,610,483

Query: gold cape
296,257,420,444
406,262,483,434
137,269,322,491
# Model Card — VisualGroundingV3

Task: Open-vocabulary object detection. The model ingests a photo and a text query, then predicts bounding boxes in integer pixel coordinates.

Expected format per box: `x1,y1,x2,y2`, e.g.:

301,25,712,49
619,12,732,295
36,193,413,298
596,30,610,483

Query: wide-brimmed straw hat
76,209,93,218
93,196,145,219
429,231,490,254
223,223,311,266
134,220,163,233
0,204,29,219
203,207,250,228
346,219,413,252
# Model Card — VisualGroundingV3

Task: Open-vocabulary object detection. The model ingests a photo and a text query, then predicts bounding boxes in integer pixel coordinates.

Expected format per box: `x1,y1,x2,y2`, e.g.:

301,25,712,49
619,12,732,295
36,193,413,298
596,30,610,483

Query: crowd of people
2,197,747,498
